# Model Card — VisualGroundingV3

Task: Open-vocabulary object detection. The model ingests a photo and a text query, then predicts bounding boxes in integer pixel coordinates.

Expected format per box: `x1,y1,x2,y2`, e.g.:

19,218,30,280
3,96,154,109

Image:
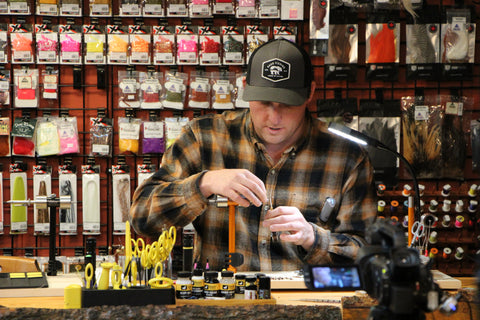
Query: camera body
304,219,441,320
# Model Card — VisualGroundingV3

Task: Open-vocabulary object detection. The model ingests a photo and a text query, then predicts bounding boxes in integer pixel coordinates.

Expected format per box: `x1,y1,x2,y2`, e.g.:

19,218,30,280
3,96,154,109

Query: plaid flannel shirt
130,110,377,271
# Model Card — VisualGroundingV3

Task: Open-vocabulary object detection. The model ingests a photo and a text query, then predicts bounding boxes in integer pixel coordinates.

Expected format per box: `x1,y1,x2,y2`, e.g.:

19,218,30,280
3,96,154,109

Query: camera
305,219,442,320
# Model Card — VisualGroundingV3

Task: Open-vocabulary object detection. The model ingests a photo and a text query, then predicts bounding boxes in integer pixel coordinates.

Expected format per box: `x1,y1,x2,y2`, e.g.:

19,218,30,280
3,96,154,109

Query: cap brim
243,84,309,106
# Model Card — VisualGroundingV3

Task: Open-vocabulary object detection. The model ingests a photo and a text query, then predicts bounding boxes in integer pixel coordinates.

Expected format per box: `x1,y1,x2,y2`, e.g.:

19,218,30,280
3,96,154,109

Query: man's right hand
199,169,267,207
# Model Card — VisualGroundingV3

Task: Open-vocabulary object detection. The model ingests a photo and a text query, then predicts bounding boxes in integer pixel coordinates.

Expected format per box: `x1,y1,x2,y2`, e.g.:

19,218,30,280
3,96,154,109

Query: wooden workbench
0,275,477,319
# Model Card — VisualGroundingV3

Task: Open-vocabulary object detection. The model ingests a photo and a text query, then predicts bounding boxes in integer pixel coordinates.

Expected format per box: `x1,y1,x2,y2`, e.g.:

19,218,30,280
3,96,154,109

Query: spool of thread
442,200,451,212
402,184,412,197
428,200,438,213
428,231,438,244
418,184,425,197
390,200,399,214
402,215,409,228
441,184,451,197
468,184,477,197
429,248,438,259
454,215,464,228
468,200,478,213
377,200,386,213
403,200,409,214
377,184,386,196
390,216,398,222
455,200,464,213
454,247,464,260
442,247,452,260
441,215,451,228
427,214,438,228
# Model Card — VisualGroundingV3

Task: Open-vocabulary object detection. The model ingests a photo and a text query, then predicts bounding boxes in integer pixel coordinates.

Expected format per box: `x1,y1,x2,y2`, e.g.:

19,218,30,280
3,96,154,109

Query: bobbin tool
209,196,244,272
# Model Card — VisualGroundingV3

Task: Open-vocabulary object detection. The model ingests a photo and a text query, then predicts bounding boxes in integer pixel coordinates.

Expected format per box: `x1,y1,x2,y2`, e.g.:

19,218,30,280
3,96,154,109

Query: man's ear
306,81,316,104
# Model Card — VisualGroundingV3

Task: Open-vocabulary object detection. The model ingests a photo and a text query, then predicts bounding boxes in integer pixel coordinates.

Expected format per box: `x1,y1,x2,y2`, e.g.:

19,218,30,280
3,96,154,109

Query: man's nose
268,103,283,123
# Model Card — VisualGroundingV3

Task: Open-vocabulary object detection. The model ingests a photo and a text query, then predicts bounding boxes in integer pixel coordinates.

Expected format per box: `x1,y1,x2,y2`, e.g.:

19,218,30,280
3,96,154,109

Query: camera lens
392,248,420,267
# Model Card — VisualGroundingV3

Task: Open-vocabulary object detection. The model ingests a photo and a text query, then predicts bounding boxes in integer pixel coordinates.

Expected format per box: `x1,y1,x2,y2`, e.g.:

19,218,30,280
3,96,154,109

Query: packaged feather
137,163,156,187
59,163,77,235
118,116,142,155
36,115,60,157
405,6,440,80
317,90,358,130
438,94,467,180
82,163,101,235
401,95,443,179
441,8,476,79
112,164,131,235
33,164,52,235
324,7,358,81
12,116,37,157
10,163,28,234
365,12,400,81
471,120,480,174
89,116,113,157
0,117,10,156
359,96,401,187
309,0,329,56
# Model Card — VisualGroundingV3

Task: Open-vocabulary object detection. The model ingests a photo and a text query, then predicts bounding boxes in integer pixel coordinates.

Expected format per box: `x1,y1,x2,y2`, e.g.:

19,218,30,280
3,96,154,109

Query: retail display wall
0,0,478,276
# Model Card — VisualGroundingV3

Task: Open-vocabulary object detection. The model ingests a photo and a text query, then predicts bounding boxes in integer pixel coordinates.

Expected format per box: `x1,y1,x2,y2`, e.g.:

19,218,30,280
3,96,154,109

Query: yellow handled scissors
155,226,177,262
85,263,94,289
131,237,145,258
148,262,173,289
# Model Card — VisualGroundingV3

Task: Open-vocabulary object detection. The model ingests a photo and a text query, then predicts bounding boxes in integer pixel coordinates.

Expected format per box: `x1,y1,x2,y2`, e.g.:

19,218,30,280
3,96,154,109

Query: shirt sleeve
301,150,377,265
129,123,209,238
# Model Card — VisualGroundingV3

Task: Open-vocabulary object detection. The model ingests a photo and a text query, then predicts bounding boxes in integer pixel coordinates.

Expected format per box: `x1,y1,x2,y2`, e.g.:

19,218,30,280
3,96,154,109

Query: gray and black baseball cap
243,39,313,106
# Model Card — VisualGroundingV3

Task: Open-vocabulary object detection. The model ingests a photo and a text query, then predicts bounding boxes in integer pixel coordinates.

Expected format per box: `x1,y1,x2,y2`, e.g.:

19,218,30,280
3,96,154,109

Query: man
130,39,377,271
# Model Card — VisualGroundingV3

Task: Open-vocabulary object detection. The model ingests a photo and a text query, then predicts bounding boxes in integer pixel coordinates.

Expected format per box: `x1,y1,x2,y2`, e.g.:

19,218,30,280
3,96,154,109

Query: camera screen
310,266,362,290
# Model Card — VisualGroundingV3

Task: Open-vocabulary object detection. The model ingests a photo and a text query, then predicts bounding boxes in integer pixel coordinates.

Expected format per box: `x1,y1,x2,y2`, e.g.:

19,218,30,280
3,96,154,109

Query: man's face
249,100,307,151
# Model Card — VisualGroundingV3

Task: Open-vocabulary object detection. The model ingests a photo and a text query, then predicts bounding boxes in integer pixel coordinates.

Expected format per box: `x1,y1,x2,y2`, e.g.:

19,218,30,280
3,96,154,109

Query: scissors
148,261,173,289
155,226,177,263
410,221,425,247
124,238,145,286
85,263,94,289
131,237,145,258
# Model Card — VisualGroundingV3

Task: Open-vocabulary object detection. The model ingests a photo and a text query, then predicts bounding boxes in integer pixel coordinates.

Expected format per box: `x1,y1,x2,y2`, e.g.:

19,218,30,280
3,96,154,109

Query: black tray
82,286,176,307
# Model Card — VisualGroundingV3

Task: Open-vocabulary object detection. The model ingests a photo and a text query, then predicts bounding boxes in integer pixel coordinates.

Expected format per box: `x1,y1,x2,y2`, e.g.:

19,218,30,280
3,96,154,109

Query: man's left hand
262,206,315,251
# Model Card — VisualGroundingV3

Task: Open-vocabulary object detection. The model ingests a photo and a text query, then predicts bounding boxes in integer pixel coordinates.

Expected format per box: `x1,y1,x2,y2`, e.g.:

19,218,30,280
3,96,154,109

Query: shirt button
261,240,267,246
270,170,275,175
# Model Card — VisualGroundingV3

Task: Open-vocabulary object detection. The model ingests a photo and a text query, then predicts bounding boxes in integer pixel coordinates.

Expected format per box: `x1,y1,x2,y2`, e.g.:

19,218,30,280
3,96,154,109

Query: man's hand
262,206,315,251
199,169,267,207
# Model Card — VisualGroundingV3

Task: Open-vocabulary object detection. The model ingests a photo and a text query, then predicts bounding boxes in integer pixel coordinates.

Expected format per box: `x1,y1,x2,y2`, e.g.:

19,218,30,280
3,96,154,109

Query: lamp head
327,122,382,147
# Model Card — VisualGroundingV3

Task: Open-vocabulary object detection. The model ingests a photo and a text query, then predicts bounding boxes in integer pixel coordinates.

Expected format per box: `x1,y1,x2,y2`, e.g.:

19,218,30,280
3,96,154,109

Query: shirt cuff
298,223,332,264
183,170,209,216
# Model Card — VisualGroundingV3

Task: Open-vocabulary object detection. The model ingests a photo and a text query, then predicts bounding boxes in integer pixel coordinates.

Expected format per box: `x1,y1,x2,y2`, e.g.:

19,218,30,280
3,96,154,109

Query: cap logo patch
261,58,290,82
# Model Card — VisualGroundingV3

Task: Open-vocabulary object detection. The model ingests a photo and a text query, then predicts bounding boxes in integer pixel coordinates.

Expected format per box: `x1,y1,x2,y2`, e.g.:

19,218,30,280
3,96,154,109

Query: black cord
458,296,474,320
